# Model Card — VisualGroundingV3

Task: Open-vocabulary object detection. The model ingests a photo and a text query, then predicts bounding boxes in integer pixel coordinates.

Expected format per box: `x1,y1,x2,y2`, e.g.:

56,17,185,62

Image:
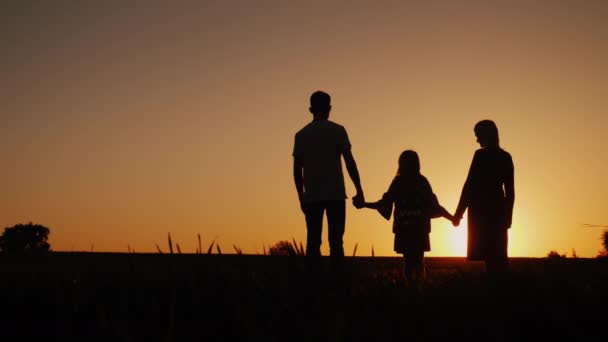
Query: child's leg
403,252,423,283
413,251,425,280
402,254,411,283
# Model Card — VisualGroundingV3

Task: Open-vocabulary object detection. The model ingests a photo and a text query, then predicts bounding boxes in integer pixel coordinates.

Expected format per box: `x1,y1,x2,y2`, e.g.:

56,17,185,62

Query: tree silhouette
0,222,51,255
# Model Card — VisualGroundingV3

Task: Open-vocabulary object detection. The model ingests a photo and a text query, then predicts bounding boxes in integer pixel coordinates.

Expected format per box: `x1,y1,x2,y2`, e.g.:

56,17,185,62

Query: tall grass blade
371,245,375,257
176,243,182,254
263,245,267,256
292,238,305,256
168,232,174,254
216,244,222,255
299,242,305,256
292,238,298,253
353,242,358,257
289,242,298,256
155,243,163,254
207,240,216,255
198,233,202,255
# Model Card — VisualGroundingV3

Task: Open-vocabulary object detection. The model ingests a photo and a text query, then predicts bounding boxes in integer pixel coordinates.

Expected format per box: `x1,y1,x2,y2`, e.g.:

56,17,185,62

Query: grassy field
1,252,607,341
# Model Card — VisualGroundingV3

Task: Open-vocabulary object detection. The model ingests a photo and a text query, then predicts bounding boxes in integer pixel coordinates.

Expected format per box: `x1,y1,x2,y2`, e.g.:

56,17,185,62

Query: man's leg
304,202,324,258
326,200,346,260
327,200,347,297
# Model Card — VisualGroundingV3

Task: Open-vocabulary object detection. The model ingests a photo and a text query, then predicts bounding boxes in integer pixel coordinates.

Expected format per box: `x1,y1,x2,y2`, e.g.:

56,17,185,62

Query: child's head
398,150,420,177
309,90,331,119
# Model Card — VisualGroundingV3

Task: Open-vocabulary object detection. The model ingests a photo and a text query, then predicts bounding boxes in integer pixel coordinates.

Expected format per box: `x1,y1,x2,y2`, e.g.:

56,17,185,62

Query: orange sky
2,1,607,257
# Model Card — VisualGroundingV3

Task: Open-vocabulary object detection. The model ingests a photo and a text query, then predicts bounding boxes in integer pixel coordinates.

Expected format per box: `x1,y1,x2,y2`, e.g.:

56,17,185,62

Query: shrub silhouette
547,250,565,259
0,222,51,255
602,230,608,253
268,240,299,256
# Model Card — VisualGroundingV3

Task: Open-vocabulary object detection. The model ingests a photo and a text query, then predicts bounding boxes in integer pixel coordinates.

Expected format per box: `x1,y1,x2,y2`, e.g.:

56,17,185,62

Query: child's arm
353,197,392,220
427,191,457,225
361,201,381,210
436,204,454,221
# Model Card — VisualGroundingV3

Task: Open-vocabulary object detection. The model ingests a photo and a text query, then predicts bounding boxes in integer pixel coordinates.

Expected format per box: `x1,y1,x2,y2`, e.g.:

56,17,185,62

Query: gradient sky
2,1,607,257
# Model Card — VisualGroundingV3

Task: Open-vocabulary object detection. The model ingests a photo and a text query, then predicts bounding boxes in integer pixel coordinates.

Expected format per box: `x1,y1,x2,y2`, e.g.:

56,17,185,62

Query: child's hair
397,150,420,177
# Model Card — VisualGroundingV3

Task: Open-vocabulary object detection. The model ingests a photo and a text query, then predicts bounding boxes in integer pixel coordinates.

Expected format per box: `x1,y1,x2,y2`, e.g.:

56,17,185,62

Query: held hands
352,192,365,209
444,212,460,227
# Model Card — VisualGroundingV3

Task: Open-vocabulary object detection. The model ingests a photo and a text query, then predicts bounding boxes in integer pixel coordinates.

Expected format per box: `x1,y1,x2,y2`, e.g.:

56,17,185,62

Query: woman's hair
397,150,420,177
474,119,500,147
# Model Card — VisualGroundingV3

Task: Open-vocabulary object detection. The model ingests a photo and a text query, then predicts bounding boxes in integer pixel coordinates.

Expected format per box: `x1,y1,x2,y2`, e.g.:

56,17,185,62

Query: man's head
309,91,331,119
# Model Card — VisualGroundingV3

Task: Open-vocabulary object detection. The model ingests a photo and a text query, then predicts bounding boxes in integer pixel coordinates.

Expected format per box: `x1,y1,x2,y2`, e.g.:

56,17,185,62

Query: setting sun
446,218,468,257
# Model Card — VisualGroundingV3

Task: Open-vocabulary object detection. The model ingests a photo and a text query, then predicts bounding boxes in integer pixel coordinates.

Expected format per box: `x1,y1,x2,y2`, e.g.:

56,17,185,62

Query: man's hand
352,194,365,209
452,216,461,227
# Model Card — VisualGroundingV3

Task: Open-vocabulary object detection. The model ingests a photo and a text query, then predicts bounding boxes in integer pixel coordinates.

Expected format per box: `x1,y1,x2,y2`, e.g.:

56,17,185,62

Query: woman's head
474,120,500,148
398,150,420,177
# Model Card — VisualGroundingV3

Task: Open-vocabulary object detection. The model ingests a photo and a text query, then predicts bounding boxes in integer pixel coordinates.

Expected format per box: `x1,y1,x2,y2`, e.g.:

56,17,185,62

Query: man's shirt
293,119,351,203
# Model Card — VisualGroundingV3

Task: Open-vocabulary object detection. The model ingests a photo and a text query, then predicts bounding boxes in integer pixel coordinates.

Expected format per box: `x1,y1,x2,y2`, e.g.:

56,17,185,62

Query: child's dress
376,174,443,253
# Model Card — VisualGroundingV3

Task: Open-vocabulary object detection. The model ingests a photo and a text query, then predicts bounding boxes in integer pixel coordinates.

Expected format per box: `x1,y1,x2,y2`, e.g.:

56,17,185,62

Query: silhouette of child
353,150,454,290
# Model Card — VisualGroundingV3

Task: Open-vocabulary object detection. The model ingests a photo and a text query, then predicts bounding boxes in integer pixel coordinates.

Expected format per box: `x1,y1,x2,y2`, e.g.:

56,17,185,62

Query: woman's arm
504,153,515,228
454,151,479,224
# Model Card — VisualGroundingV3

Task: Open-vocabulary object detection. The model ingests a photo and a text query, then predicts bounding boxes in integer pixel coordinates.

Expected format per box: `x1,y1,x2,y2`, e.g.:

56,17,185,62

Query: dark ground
1,252,607,341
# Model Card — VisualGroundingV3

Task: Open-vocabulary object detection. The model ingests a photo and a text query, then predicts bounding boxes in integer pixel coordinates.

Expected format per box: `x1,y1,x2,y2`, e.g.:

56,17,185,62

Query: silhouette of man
293,90,364,267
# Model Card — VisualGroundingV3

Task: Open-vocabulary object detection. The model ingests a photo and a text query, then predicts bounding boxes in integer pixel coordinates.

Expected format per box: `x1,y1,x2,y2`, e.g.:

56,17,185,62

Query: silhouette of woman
453,120,514,278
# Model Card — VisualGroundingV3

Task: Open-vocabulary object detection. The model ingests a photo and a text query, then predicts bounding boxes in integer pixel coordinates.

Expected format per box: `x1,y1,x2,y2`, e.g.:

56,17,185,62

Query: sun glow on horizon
445,218,468,256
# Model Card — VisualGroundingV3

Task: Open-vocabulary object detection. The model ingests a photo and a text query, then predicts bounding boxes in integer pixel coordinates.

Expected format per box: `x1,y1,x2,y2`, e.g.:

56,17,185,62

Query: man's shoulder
326,120,347,131
295,120,346,136
295,122,313,137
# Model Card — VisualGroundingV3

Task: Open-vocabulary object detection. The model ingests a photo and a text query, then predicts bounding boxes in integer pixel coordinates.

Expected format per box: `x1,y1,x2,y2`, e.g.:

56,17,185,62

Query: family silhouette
293,90,515,287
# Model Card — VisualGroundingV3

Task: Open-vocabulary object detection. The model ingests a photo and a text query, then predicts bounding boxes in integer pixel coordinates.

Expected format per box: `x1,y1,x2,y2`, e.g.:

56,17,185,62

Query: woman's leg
485,230,509,281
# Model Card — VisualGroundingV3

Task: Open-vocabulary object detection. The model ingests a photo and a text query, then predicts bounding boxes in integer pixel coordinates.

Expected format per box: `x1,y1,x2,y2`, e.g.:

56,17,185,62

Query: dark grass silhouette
1,253,607,341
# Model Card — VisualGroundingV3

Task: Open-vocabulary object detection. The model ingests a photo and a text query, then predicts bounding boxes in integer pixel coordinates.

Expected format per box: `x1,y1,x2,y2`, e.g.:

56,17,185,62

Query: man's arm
293,157,305,212
343,149,364,199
